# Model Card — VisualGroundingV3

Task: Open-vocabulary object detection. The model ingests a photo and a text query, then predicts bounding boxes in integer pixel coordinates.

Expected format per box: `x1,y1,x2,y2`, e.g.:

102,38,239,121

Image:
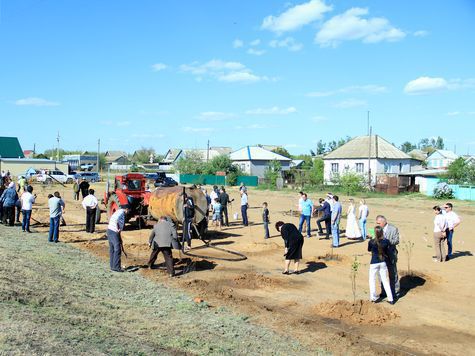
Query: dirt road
28,183,475,355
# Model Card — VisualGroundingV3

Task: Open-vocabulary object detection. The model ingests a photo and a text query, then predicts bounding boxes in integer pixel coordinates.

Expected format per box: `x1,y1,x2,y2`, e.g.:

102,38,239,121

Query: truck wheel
107,194,120,218
66,178,73,184
45,178,52,184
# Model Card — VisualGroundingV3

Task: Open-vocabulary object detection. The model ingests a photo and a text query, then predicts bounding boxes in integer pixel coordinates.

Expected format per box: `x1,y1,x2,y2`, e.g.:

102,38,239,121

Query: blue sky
1,0,474,156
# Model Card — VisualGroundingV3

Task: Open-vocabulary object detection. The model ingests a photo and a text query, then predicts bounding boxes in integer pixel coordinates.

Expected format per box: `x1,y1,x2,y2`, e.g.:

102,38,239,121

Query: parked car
153,172,178,187
36,170,74,184
74,172,101,183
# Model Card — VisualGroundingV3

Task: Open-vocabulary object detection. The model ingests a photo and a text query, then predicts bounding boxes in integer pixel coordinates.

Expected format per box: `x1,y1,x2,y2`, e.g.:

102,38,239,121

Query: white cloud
117,121,131,127
333,98,367,108
262,0,332,33
404,77,448,95
269,37,303,51
315,8,406,47
180,59,268,83
183,127,215,133
15,97,60,106
198,111,236,121
447,111,475,117
307,84,387,97
404,76,475,95
245,106,297,115
247,48,266,56
233,39,244,48
250,39,261,46
151,63,167,72
414,30,429,37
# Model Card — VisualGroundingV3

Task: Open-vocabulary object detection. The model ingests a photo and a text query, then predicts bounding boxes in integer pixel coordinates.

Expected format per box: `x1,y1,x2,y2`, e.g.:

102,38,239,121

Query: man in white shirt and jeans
20,185,36,233
443,202,461,261
107,208,128,272
82,189,98,233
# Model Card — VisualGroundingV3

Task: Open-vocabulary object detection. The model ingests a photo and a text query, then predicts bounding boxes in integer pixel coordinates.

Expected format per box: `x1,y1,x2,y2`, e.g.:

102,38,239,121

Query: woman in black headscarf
275,221,304,274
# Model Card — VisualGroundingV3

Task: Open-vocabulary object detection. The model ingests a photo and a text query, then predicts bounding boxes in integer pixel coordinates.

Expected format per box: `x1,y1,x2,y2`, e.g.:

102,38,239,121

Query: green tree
264,160,282,188
337,171,365,195
271,147,291,158
175,151,205,174
316,140,326,155
400,141,416,153
447,157,475,184
133,147,158,164
203,155,233,175
308,158,324,186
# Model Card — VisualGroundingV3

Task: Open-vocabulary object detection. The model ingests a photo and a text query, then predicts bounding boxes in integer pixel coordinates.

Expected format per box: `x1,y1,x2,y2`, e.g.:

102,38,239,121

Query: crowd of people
0,171,463,302
273,191,462,304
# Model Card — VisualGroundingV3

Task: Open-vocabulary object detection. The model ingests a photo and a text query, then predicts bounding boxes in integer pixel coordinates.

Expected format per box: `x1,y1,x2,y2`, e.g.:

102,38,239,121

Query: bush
337,171,365,195
433,183,454,199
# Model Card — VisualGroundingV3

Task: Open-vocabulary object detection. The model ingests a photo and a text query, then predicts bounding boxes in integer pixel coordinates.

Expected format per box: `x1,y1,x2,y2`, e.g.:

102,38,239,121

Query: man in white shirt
48,192,65,243
433,206,448,262
443,202,461,261
20,185,36,233
82,189,99,233
241,191,249,226
107,208,128,272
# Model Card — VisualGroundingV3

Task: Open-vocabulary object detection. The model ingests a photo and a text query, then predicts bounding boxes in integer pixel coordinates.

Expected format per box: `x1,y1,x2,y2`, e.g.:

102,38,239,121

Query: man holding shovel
107,208,129,272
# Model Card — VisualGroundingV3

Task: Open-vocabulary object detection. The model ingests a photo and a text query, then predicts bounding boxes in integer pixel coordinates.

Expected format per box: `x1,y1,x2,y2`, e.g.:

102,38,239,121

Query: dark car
74,172,101,183
153,172,178,187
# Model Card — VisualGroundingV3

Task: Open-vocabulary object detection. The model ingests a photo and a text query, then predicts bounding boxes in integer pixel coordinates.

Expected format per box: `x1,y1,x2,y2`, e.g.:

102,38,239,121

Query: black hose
180,223,247,262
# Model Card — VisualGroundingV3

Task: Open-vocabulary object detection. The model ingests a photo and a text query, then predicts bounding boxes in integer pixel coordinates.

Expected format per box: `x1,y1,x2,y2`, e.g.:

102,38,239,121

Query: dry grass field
4,181,475,355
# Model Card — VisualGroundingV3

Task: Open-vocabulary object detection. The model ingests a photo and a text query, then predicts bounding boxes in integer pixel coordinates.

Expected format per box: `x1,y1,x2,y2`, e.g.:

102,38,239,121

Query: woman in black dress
275,221,304,274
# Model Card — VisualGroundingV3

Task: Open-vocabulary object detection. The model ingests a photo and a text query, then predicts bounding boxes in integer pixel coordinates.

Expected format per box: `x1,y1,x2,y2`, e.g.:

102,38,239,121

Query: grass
0,225,323,355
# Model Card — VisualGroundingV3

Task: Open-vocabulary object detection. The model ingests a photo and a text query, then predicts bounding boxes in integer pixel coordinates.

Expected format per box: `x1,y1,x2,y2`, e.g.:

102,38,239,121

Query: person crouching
148,216,180,277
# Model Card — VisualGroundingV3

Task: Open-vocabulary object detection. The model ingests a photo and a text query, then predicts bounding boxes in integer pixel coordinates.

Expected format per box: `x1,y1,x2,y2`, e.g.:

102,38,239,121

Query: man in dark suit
218,187,233,227
376,215,400,299
316,198,331,239
148,216,180,277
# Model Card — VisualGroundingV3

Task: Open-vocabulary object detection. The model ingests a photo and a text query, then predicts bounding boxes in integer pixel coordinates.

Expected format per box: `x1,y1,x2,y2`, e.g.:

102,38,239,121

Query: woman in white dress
345,199,361,239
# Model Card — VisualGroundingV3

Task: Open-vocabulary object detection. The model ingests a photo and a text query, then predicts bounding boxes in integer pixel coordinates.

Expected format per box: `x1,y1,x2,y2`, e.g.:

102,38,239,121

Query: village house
323,135,422,185
426,149,458,169
230,146,291,179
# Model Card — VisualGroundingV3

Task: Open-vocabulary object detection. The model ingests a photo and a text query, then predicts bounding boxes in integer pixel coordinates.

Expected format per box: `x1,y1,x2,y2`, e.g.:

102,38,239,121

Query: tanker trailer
148,186,208,236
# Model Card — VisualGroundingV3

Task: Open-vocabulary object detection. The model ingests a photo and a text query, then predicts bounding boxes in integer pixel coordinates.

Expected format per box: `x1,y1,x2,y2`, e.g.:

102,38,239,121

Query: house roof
104,151,128,162
323,135,411,160
408,149,427,161
163,149,183,162
426,149,459,160
0,137,25,158
230,146,292,161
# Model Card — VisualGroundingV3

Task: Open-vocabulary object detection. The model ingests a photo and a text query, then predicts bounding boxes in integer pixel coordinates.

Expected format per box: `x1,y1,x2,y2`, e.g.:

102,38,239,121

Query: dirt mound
232,272,282,289
313,300,399,325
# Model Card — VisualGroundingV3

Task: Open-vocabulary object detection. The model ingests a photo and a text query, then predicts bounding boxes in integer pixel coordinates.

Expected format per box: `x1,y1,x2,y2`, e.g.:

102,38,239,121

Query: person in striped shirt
107,208,128,272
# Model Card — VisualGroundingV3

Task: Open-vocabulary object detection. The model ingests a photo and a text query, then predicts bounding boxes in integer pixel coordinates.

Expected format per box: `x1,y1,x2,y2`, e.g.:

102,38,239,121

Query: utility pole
97,139,101,173
56,132,60,162
368,126,372,189
206,139,210,163
367,110,370,135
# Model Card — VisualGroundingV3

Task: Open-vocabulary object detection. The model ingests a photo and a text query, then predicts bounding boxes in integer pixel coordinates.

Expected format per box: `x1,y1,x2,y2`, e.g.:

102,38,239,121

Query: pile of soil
313,300,399,325
232,272,281,289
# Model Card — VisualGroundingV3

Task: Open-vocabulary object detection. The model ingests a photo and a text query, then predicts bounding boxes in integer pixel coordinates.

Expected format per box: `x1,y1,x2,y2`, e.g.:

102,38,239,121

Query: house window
331,163,339,173
399,162,403,172
356,163,364,173
384,163,390,173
